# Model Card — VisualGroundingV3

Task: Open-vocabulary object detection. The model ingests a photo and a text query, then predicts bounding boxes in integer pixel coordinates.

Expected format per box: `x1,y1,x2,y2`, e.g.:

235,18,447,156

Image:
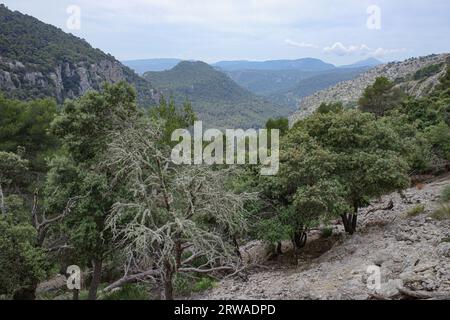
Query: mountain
143,61,291,128
0,4,157,106
266,67,369,108
340,57,383,69
219,59,373,110
225,69,319,96
290,53,450,124
214,58,335,72
122,58,182,74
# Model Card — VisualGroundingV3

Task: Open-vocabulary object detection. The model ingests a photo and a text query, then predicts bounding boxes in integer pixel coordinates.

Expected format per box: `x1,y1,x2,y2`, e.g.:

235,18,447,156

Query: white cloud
285,39,319,49
323,42,406,57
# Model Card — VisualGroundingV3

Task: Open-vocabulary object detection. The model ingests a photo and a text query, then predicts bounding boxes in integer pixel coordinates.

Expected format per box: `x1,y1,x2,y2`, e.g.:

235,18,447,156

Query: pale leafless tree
104,121,256,299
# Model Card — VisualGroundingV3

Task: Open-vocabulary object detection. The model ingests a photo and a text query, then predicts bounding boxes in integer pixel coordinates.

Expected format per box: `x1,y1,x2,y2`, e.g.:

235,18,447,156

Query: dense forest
1,58,449,299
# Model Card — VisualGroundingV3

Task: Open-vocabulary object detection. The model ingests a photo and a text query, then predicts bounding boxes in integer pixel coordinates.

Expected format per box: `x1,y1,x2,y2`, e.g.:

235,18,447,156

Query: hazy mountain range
123,57,382,74
124,57,382,115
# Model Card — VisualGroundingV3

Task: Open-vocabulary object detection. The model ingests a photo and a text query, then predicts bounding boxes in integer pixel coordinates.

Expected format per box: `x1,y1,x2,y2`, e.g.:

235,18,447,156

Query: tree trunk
232,235,242,260
276,242,283,255
341,213,358,235
163,276,174,300
163,263,174,300
88,258,103,300
72,289,79,300
0,183,5,215
292,230,307,250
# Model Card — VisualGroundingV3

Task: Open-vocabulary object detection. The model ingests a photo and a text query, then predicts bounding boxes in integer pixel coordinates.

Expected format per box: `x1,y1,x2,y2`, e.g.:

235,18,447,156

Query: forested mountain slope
144,61,290,128
0,4,157,106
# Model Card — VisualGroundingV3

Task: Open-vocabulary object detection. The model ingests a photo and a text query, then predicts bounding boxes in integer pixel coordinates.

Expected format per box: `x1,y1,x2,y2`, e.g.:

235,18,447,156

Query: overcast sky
2,0,450,65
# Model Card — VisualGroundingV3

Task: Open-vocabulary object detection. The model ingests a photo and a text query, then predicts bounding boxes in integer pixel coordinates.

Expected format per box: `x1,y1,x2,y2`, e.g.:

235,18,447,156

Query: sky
2,0,450,65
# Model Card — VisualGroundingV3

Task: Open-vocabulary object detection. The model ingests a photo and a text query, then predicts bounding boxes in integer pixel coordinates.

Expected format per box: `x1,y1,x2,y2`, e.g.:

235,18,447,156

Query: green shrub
440,185,450,203
173,273,192,296
413,64,443,81
173,274,217,296
192,277,217,293
103,284,149,300
431,205,450,220
321,227,333,238
407,204,426,217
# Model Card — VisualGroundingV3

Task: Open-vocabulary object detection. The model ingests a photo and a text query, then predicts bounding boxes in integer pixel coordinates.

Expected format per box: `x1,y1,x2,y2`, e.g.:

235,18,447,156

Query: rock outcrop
290,53,450,124
0,55,158,106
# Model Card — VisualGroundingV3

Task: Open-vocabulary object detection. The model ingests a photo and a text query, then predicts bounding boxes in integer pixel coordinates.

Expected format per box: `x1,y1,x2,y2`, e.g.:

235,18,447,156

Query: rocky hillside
198,177,450,300
0,4,157,106
290,53,450,124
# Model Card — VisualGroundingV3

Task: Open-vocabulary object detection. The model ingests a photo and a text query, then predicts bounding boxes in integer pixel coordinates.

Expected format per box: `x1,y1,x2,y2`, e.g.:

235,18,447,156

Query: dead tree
105,122,255,299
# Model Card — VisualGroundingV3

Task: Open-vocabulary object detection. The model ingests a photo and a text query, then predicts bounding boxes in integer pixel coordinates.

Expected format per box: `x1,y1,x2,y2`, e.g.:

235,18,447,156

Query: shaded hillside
144,61,290,128
0,4,157,106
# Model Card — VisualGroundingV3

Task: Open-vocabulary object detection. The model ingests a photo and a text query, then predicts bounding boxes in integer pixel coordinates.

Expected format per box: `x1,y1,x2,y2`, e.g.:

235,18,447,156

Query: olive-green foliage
257,109,409,236
431,205,450,220
103,284,149,300
0,151,29,187
266,117,289,136
321,227,333,238
407,204,425,217
0,148,51,298
0,94,58,172
359,77,405,117
387,68,450,171
414,63,443,81
316,102,344,114
193,277,217,292
441,185,450,203
173,273,217,297
150,96,197,145
0,216,49,297
44,82,141,297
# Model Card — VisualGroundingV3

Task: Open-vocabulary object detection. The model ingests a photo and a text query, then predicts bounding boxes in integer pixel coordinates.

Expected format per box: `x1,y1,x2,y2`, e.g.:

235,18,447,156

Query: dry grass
440,185,450,203
430,205,450,220
407,204,426,217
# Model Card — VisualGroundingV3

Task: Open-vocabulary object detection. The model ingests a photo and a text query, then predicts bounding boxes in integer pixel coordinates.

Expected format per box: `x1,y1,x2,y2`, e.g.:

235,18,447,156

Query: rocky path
198,178,450,300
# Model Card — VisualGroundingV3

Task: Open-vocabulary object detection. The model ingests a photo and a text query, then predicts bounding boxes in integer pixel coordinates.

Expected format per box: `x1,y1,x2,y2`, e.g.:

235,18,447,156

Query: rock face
197,178,450,300
0,55,158,106
289,53,450,124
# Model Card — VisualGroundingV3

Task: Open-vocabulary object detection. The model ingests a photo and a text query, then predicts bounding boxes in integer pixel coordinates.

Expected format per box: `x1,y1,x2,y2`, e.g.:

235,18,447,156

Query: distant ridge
339,57,383,69
122,58,183,74
213,58,335,72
